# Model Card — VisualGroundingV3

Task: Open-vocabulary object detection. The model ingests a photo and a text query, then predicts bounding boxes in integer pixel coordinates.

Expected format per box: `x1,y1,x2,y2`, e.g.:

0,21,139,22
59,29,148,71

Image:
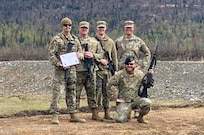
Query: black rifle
138,45,159,98
64,42,73,82
95,37,116,75
83,43,94,79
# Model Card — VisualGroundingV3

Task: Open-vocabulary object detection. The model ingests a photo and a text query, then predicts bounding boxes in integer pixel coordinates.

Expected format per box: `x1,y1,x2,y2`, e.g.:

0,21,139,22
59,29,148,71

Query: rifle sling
95,36,110,60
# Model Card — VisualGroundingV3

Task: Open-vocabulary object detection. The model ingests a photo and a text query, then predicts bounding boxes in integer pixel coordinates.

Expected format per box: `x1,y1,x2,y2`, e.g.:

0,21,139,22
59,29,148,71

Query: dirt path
0,107,203,135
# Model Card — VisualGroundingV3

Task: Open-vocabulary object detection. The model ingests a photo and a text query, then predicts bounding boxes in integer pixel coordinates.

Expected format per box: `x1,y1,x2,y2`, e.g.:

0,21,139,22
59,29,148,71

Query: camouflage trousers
131,98,152,115
76,71,97,109
96,70,111,108
49,67,78,114
114,98,151,122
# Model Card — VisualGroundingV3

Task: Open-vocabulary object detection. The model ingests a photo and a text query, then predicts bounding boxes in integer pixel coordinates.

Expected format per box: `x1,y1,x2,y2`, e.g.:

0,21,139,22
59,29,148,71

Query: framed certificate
60,52,80,67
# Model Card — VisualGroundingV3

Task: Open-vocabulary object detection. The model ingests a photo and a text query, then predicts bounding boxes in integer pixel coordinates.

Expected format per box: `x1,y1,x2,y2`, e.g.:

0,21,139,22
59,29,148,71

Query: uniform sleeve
93,41,103,62
106,71,120,98
139,39,151,69
111,40,118,71
115,37,125,70
48,36,61,67
75,38,84,59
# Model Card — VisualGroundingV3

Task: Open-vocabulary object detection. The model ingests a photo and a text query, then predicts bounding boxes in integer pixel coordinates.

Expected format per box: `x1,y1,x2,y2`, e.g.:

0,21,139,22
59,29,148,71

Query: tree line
0,0,204,61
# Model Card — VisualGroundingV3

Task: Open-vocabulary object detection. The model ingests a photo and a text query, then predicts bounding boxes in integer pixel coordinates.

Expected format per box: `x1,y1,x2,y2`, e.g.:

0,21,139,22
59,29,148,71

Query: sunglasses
126,63,135,66
63,24,72,27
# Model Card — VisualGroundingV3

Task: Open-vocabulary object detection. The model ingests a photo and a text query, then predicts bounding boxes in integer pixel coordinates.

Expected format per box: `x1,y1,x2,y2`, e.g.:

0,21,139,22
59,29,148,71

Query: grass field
0,94,204,135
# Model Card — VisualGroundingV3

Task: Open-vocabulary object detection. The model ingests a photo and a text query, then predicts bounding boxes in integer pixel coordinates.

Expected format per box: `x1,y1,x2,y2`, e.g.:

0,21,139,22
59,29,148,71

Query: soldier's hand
57,62,63,67
116,98,125,103
84,51,94,58
63,66,70,69
100,59,108,66
148,69,154,74
76,52,80,58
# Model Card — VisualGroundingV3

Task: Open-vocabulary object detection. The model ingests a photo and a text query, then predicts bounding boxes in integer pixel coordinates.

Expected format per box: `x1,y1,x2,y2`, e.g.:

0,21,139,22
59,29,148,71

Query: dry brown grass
0,95,204,135
0,107,203,135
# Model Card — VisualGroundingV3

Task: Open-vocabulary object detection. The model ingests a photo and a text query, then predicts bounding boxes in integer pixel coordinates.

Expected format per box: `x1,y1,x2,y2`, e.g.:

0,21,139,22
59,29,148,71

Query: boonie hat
125,20,134,28
79,21,89,28
97,21,107,27
60,17,72,28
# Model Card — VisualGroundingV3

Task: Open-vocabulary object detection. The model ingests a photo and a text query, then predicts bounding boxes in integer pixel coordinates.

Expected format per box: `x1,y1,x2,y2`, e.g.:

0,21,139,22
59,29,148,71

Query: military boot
91,108,103,121
70,113,86,123
137,114,148,124
127,110,132,121
51,114,59,124
104,107,113,120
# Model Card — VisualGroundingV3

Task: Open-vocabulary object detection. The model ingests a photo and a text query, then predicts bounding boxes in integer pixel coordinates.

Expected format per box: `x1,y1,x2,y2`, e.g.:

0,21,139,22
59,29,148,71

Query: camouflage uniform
106,68,152,122
115,21,151,70
49,32,83,115
76,37,103,109
95,34,118,105
48,17,86,124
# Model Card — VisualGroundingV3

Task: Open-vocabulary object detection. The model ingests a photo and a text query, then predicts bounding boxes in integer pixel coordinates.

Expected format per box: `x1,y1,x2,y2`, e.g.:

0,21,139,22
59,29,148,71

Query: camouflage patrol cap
124,56,135,65
125,20,134,28
60,17,72,28
79,21,89,28
97,21,107,27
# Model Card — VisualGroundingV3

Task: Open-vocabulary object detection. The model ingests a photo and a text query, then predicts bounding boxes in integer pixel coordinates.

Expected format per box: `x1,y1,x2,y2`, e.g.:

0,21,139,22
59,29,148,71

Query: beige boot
51,114,59,124
91,108,103,121
104,107,113,120
69,113,86,123
137,114,148,124
127,110,132,121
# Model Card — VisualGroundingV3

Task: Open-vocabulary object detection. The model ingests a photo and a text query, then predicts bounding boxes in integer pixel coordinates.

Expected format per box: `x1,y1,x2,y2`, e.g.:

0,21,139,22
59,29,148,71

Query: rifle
83,43,94,79
138,45,159,98
95,37,116,75
64,42,73,82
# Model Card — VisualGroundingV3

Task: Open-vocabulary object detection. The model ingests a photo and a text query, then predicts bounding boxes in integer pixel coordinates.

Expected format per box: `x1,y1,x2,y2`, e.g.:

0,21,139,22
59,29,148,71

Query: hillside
1,0,204,31
0,0,204,60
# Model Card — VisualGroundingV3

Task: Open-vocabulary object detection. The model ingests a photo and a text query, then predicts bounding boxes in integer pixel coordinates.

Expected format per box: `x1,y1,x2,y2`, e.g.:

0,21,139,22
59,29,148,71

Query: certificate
60,52,80,67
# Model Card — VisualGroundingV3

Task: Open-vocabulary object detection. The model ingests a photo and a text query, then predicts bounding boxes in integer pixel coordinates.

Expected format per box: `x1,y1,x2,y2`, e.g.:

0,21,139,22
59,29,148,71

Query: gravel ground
0,60,204,102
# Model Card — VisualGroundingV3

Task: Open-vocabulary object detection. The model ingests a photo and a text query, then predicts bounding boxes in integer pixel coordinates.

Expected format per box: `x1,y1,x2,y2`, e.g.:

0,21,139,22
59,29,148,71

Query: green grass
0,94,88,115
0,95,50,115
0,94,202,116
0,94,117,116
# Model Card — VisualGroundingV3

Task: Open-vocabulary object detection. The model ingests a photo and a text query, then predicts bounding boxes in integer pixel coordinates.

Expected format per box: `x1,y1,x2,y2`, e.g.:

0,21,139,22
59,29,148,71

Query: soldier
115,20,151,71
94,21,118,119
48,17,86,124
106,56,152,123
76,21,104,121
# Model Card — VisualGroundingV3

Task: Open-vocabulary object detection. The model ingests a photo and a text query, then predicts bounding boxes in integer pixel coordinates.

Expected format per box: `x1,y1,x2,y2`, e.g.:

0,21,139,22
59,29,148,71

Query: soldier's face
62,24,72,33
97,26,107,35
125,61,136,73
125,27,134,35
79,27,89,36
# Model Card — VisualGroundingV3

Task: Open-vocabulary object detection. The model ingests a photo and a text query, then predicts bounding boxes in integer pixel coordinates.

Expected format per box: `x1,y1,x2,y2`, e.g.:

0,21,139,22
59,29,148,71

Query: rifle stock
83,43,94,79
104,51,116,75
64,42,73,82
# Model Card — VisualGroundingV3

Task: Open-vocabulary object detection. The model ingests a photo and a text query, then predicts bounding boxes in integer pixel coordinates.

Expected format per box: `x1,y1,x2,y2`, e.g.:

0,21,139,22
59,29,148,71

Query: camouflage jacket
95,34,118,73
48,33,83,70
76,36,103,72
115,34,151,70
106,69,144,102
